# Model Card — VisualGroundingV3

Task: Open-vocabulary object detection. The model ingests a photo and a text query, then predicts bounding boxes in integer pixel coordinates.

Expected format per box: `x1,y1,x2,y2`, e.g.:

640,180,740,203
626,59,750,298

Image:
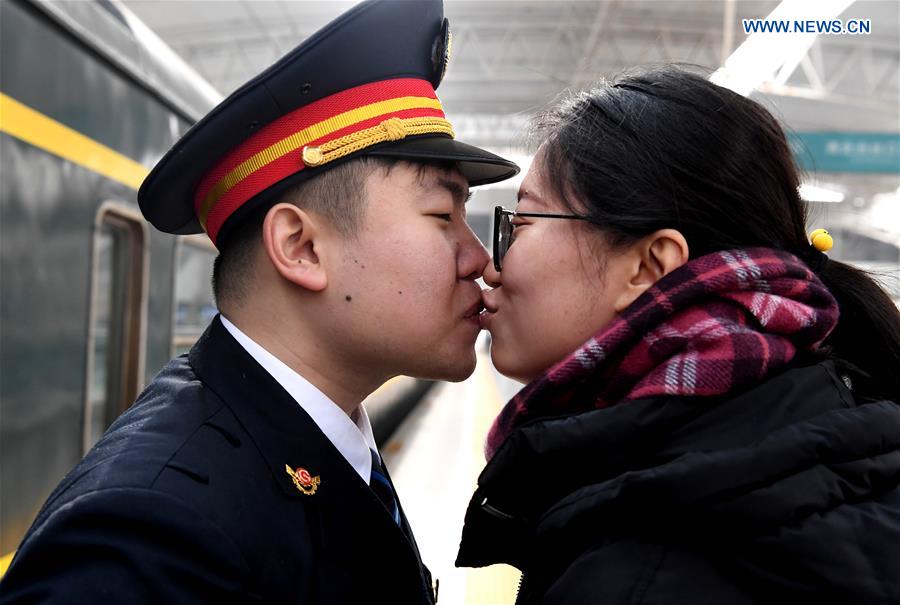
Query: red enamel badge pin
285,464,321,495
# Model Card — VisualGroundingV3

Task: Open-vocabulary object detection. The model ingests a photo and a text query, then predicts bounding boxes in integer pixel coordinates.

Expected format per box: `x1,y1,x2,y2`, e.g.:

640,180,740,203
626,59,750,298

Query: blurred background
2,0,898,599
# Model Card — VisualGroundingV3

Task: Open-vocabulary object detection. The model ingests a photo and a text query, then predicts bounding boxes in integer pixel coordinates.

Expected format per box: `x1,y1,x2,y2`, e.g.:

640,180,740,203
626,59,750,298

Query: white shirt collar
220,315,376,485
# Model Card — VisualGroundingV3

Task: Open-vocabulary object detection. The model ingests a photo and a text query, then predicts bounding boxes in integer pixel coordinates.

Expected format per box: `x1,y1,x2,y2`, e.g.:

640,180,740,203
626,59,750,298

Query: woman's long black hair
533,64,900,402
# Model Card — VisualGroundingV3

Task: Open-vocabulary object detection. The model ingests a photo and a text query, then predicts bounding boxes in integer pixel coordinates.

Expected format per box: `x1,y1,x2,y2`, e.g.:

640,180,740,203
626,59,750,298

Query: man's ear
614,229,689,313
261,203,328,292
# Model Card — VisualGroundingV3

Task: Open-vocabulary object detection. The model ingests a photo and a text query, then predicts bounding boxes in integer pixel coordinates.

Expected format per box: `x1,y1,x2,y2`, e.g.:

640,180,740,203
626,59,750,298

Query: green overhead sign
789,132,900,174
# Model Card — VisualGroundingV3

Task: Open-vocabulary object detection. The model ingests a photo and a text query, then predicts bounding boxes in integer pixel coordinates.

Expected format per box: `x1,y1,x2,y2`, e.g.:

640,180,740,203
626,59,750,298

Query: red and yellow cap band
194,78,453,245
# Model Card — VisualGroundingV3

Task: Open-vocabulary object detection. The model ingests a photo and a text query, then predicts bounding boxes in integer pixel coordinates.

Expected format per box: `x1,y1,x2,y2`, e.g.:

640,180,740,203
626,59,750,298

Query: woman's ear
614,229,689,313
261,203,328,292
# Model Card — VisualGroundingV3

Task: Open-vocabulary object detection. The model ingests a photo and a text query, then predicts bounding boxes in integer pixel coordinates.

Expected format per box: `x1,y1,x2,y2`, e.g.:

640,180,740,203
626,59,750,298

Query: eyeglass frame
492,205,589,272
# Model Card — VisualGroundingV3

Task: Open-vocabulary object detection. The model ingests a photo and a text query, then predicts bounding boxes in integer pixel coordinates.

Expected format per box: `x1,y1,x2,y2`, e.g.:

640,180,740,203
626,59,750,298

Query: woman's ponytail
816,259,900,402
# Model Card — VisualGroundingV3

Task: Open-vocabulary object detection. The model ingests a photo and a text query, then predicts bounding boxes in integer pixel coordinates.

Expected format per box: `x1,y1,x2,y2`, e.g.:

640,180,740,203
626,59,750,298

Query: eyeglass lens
500,213,513,260
493,208,514,272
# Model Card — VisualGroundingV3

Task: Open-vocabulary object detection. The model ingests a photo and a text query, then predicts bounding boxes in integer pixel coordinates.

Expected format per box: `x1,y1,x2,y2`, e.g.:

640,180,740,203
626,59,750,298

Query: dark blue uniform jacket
1,316,435,604
457,360,900,604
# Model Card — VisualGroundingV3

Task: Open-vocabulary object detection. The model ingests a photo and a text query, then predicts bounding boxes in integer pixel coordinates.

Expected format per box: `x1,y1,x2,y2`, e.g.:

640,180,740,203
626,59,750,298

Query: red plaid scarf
485,248,840,459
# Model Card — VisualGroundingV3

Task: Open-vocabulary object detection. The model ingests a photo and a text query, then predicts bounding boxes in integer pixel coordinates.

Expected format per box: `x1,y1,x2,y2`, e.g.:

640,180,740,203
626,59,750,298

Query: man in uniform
0,0,517,602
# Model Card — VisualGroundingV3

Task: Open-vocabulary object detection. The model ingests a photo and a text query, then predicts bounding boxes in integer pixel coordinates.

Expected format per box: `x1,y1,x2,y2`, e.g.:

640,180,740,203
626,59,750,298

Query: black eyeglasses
492,205,589,272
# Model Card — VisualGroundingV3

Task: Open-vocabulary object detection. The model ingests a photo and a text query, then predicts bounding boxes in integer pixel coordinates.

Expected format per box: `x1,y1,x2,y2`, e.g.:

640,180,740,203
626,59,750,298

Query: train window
84,204,148,452
172,235,217,356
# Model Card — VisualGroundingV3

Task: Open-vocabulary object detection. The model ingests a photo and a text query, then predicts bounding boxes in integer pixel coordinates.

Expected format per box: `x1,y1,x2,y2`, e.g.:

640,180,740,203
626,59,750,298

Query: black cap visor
366,136,519,187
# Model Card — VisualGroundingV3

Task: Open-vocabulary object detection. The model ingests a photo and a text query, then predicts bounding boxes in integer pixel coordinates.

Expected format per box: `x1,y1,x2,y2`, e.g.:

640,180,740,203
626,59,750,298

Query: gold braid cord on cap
302,116,453,167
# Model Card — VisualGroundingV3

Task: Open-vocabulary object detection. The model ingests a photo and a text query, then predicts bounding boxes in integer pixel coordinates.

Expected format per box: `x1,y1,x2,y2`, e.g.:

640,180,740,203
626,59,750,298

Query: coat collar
188,315,367,500
218,315,378,485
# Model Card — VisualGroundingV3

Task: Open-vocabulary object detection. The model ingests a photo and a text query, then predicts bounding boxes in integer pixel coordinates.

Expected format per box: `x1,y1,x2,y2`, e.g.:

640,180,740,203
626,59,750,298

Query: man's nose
458,226,491,280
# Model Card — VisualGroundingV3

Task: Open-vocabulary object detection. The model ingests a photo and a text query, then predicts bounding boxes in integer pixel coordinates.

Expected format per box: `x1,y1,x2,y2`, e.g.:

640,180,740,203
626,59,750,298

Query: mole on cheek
345,295,352,302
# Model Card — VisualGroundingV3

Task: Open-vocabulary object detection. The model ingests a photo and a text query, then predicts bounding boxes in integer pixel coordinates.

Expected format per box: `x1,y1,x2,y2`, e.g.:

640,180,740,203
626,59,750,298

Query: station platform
382,335,522,605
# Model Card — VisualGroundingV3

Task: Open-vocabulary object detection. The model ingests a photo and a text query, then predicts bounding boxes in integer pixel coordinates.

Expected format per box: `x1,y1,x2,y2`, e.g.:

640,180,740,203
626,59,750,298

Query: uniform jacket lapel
189,315,356,501
188,316,435,602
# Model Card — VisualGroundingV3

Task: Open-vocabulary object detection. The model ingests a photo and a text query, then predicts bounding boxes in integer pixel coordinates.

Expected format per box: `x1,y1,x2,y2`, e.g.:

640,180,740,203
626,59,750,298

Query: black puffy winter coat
456,360,900,604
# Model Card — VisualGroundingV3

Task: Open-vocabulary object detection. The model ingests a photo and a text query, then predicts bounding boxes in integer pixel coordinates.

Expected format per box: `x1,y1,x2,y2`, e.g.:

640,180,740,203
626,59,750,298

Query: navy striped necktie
369,449,401,525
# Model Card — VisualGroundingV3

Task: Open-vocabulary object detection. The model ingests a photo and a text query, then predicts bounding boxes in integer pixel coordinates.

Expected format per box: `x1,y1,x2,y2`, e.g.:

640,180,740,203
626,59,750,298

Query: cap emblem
431,18,452,87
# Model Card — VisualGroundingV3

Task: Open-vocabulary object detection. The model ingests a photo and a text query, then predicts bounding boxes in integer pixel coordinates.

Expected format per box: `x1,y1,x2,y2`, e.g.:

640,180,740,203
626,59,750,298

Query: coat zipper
479,497,527,603
480,497,515,520
514,571,527,605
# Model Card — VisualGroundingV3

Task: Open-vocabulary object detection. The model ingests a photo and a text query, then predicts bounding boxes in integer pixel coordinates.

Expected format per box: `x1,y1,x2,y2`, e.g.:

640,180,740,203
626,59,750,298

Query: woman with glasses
456,65,900,603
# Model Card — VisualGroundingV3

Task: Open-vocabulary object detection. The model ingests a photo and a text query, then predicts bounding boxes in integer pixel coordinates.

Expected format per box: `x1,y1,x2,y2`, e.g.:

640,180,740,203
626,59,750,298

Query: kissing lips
463,299,485,322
